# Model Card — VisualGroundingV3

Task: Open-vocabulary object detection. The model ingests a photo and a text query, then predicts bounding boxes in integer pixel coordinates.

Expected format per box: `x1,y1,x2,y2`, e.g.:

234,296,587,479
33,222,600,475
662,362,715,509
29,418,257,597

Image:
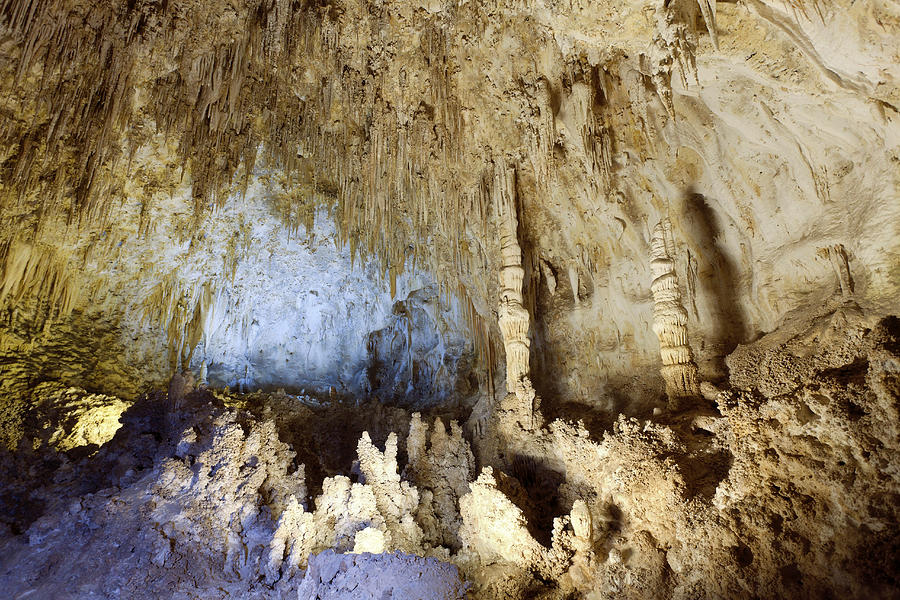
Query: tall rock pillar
493,163,540,431
495,164,530,394
650,219,700,406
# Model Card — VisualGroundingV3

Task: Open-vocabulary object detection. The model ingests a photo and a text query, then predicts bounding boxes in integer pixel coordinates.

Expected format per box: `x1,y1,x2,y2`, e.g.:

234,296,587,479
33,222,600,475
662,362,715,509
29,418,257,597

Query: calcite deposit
649,219,700,405
0,0,898,598
1,310,898,598
495,163,531,396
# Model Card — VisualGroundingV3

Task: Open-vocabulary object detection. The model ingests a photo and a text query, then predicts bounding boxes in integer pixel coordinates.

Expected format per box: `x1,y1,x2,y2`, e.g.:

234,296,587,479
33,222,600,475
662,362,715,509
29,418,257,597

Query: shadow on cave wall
681,191,748,379
503,453,567,547
523,235,666,431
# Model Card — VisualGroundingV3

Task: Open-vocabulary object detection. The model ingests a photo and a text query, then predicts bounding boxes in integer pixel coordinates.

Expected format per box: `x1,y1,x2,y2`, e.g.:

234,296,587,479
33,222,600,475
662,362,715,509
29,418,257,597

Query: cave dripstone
0,0,898,598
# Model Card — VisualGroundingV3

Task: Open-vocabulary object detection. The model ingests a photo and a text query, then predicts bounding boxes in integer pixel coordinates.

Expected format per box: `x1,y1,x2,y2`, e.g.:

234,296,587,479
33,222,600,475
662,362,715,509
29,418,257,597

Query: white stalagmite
649,219,700,404
495,163,531,395
492,162,542,432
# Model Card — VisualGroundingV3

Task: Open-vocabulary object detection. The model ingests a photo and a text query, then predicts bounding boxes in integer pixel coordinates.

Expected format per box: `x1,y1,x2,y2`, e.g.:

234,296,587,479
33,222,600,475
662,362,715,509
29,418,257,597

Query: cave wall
0,1,898,597
0,140,477,444
0,0,897,411
0,154,476,398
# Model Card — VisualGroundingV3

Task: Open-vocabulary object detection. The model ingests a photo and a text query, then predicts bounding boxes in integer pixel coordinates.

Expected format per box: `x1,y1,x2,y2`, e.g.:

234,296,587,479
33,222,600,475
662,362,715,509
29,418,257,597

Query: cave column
494,163,539,431
650,219,700,407
496,164,530,393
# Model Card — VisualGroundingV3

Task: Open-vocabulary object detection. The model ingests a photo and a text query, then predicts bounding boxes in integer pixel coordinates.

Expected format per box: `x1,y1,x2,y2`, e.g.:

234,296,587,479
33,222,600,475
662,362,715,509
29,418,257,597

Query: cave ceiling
0,0,897,403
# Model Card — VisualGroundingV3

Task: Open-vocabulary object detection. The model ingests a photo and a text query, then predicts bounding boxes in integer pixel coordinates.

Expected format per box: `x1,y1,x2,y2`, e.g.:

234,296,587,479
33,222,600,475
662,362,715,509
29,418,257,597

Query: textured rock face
296,550,468,600
0,1,898,599
0,310,898,598
0,175,475,403
0,381,132,450
0,0,896,411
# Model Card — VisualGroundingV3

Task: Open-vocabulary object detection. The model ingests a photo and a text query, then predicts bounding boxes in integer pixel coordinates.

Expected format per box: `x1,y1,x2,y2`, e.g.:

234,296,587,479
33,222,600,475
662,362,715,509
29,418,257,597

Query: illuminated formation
495,163,531,395
650,219,700,405
0,0,898,598
493,163,541,431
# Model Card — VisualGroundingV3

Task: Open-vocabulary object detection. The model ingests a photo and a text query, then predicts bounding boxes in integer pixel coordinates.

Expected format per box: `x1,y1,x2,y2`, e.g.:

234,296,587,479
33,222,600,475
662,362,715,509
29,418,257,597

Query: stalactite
0,0,721,392
649,219,700,406
568,264,580,308
696,0,719,49
0,240,77,319
0,0,500,371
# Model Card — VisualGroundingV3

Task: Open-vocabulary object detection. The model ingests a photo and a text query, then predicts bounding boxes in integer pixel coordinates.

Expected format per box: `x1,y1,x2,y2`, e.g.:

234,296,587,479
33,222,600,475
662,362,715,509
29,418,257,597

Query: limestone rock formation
0,0,898,598
492,161,544,435
0,0,896,412
495,163,531,396
825,243,855,299
1,382,131,451
405,412,474,548
458,466,543,568
0,310,899,597
297,550,468,600
649,219,701,405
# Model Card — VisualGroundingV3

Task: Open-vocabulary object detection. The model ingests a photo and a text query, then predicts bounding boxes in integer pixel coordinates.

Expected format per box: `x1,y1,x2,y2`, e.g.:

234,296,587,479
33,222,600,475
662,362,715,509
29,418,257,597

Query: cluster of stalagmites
2,309,897,598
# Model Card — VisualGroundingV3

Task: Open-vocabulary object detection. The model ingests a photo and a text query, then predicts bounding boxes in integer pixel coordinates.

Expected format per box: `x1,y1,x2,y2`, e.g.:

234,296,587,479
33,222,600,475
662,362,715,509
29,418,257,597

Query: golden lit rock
0,0,898,597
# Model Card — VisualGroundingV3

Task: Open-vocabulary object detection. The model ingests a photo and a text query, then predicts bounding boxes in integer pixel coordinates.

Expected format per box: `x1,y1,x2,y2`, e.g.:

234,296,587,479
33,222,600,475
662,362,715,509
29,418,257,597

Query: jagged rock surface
0,1,898,599
0,309,897,598
0,0,895,417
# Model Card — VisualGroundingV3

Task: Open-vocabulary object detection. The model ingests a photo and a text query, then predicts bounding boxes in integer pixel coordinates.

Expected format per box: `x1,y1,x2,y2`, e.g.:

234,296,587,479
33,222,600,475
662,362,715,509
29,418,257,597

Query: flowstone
0,0,897,598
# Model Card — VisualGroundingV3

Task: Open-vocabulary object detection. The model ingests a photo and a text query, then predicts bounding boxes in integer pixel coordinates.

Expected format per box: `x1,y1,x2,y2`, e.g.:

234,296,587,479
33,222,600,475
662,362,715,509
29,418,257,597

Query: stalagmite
495,163,530,395
826,244,854,299
649,219,700,405
0,1,899,598
493,162,541,431
199,360,209,386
